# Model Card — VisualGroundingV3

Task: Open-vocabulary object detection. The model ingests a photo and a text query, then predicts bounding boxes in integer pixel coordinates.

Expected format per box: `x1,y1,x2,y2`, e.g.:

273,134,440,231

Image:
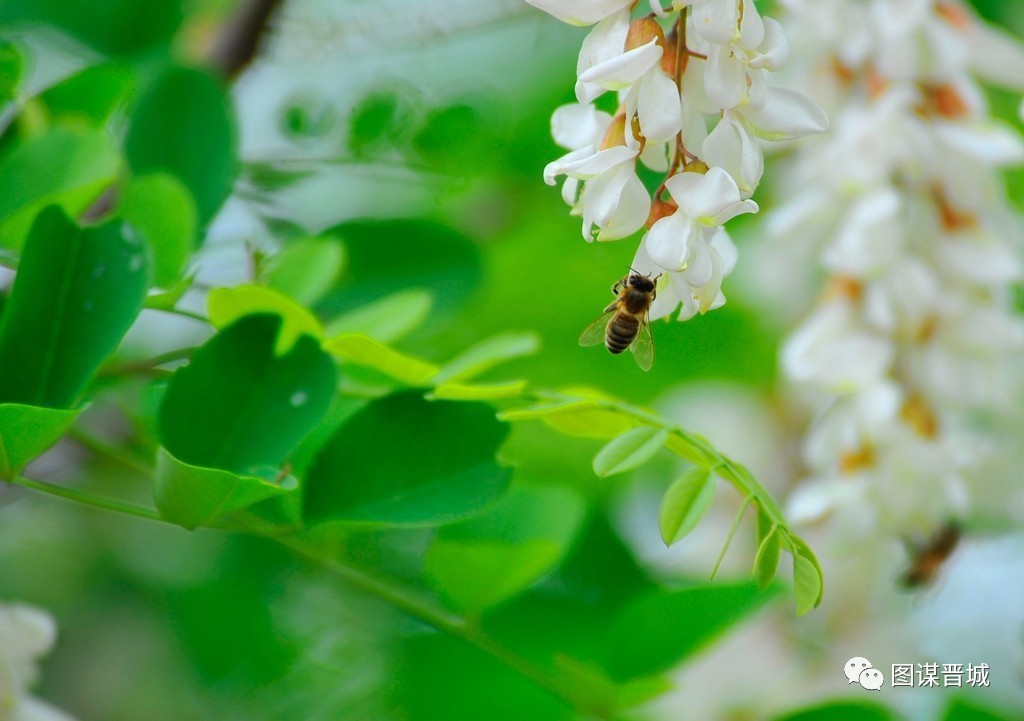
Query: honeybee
899,521,960,589
579,272,659,371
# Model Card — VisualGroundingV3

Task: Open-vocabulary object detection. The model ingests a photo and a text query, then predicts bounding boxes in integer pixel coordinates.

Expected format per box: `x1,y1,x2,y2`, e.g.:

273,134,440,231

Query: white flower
543,122,649,241
643,168,756,272
547,102,613,210
633,226,738,320
524,0,633,27
0,602,75,721
782,300,894,393
575,10,663,103
701,4,791,110
703,87,828,196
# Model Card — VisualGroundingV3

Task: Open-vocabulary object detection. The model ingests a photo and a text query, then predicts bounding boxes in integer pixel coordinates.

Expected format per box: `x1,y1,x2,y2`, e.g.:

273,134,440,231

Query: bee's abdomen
606,315,638,354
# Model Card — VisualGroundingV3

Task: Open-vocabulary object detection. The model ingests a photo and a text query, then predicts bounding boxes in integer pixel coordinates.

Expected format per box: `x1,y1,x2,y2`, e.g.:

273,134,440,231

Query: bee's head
628,272,657,293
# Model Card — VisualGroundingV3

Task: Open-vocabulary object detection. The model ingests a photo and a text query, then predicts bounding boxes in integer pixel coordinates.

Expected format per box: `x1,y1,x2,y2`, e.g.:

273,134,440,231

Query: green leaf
790,535,825,607
324,334,438,385
500,400,636,439
124,66,236,225
425,485,586,614
119,172,196,288
158,314,336,474
0,127,120,250
208,285,322,355
606,581,778,681
753,507,782,590
792,553,822,617
942,698,1011,721
319,219,481,316
303,390,512,526
0,0,183,57
592,426,668,478
0,208,148,408
323,287,432,342
0,40,23,102
433,332,540,385
432,380,527,401
658,467,715,546
0,404,80,479
427,540,561,615
154,448,297,530
39,63,134,126
773,701,901,721
261,236,345,307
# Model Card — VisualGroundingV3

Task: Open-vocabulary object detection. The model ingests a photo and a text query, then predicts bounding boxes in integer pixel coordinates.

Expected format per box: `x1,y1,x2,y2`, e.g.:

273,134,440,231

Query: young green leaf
592,426,668,478
433,332,540,385
303,390,512,526
125,65,236,225
658,467,715,546
432,380,528,401
38,63,134,126
324,334,438,385
0,127,120,250
424,485,586,614
0,40,23,102
790,535,825,607
0,208,148,408
0,404,81,479
158,314,335,474
119,172,196,288
324,288,432,343
208,285,322,355
261,236,345,307
753,508,782,590
154,448,297,530
501,400,635,439
793,553,822,617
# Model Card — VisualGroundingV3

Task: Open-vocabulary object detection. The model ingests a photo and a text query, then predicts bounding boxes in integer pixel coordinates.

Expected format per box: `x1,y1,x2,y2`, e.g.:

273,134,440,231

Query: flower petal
579,41,664,92
749,17,790,70
636,69,683,142
527,0,634,27
551,103,612,150
702,115,762,197
583,162,649,241
704,43,747,110
743,87,828,140
559,145,637,179
645,211,695,271
666,167,748,220
577,10,630,77
544,147,592,185
692,0,740,44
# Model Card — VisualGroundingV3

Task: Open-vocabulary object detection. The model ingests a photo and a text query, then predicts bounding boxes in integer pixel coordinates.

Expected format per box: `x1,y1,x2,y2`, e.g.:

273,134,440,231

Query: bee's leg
603,301,618,313
611,280,621,295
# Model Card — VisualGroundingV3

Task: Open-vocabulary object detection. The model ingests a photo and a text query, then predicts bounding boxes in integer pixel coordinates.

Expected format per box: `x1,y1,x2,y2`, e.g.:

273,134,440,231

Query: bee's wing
630,311,655,371
579,309,616,347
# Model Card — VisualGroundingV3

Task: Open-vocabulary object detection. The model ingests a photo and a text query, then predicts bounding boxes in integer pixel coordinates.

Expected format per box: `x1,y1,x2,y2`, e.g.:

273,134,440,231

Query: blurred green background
1,1,1023,720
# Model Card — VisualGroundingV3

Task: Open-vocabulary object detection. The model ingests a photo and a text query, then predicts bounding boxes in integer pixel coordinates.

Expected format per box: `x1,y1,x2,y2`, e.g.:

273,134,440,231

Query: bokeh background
0,1,1022,719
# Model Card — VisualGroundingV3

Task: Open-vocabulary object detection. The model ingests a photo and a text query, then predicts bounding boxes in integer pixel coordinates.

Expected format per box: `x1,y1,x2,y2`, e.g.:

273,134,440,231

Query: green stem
7,475,164,523
100,346,196,377
8,468,585,714
149,306,210,324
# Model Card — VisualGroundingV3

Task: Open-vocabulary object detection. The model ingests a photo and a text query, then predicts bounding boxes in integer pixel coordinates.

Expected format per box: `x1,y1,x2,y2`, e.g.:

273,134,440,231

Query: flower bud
599,113,628,149
901,395,939,438
646,198,678,228
840,446,874,474
625,17,666,52
682,159,709,174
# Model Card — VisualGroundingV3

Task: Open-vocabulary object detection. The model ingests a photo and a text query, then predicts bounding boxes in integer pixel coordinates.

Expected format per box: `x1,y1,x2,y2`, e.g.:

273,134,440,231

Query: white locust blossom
0,602,75,721
764,0,1024,538
529,0,826,322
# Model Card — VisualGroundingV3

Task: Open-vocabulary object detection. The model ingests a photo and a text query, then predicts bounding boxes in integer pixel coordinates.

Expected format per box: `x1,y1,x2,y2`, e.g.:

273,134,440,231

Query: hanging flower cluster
0,601,75,721
769,0,1024,537
531,0,827,320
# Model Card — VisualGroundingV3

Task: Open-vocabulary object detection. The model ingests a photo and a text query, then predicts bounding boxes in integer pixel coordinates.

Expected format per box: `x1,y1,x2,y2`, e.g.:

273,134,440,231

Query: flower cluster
0,601,75,721
768,0,1024,537
531,0,826,320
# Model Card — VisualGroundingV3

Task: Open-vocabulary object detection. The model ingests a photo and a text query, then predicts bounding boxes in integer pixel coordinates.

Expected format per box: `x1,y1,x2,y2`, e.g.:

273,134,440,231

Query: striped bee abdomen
605,314,639,354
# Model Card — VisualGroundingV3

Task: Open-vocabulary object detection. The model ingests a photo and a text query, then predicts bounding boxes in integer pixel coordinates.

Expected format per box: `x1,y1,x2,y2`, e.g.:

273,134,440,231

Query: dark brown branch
208,0,286,79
